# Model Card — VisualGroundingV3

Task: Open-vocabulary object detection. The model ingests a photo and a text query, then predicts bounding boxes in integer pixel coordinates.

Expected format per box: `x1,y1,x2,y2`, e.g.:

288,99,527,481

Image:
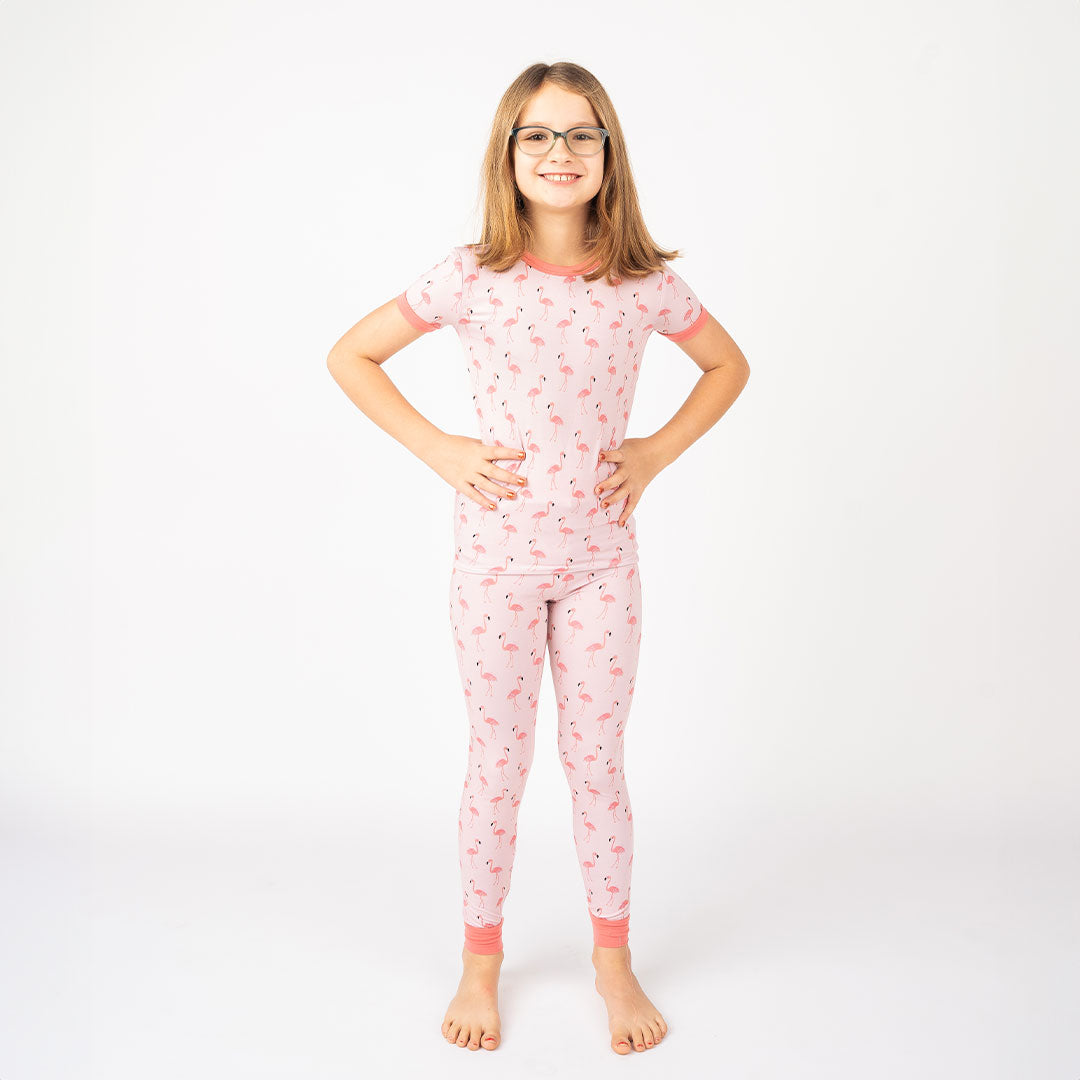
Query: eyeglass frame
510,125,610,156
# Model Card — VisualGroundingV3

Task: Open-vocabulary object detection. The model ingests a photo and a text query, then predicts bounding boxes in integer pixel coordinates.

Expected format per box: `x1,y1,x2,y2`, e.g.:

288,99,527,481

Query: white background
1,0,1077,1076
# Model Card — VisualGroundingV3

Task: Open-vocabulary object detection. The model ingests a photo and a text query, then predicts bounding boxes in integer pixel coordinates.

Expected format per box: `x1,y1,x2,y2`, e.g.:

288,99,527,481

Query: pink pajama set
397,244,707,953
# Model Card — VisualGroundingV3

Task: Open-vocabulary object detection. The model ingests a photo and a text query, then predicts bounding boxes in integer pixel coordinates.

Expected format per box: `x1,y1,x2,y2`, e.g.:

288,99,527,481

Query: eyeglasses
510,126,609,156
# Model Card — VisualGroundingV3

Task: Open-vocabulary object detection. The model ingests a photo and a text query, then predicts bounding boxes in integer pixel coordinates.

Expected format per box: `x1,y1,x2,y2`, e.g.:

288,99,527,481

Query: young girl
328,61,749,1055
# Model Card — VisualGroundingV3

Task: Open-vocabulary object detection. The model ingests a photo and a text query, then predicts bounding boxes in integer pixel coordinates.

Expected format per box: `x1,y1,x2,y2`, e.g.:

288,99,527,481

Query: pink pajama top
397,245,708,575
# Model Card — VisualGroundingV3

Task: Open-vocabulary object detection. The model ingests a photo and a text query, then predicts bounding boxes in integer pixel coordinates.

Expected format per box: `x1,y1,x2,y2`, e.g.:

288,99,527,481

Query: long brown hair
467,62,681,285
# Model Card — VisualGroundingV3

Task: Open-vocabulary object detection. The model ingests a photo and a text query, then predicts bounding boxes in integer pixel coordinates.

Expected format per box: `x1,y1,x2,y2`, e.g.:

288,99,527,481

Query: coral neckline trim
521,250,601,275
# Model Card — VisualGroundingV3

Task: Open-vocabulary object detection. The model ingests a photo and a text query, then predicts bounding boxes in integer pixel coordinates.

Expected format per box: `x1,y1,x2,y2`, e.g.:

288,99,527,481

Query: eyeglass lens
514,127,605,156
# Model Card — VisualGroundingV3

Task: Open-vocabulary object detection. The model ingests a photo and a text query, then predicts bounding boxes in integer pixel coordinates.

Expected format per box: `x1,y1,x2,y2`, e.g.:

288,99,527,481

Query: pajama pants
447,561,643,954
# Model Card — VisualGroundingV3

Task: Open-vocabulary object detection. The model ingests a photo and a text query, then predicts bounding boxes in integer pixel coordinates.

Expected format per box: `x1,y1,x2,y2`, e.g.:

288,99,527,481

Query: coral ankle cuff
464,920,503,954
589,908,630,947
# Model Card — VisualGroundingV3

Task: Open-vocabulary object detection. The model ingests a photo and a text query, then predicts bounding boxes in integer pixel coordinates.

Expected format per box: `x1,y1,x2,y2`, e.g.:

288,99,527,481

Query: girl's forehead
520,85,598,123
519,118,598,127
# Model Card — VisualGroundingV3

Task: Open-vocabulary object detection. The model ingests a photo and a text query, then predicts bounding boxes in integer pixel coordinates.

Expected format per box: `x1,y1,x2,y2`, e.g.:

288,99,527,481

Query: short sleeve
396,247,463,332
656,262,708,342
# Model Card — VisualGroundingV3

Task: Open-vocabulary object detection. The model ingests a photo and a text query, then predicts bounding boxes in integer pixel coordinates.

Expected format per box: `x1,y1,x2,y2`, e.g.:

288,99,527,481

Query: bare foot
441,945,503,1050
592,943,667,1054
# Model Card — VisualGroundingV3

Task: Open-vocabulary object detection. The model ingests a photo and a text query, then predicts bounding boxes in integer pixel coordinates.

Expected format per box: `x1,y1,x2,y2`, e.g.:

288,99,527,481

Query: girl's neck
524,212,592,268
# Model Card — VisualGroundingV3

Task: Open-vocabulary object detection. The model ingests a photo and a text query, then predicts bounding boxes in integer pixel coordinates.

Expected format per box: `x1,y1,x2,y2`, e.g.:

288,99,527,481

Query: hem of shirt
452,556,639,576
396,291,440,332
660,304,709,342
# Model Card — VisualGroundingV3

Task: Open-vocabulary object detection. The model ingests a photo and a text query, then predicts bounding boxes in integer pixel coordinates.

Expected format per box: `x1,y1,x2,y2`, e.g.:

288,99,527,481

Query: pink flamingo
470,613,491,650
528,324,546,360
476,660,497,696
609,835,625,867
581,325,599,360
498,632,519,667
585,630,611,666
595,702,614,736
547,453,566,488
502,305,523,340
607,658,623,691
576,679,593,714
597,583,616,617
557,354,574,390
531,501,554,533
479,703,498,739
546,402,564,439
506,676,524,709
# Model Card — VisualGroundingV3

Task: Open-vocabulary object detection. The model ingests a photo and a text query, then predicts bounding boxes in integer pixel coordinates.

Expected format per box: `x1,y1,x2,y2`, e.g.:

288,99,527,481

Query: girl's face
512,84,605,216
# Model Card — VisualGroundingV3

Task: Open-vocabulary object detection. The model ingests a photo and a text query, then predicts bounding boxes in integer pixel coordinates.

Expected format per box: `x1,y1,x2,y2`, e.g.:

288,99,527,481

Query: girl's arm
648,314,750,471
326,297,446,468
327,299,528,509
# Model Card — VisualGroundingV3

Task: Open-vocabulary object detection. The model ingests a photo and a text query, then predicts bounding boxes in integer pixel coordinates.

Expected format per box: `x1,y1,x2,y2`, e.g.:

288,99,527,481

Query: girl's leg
448,566,548,954
546,564,643,948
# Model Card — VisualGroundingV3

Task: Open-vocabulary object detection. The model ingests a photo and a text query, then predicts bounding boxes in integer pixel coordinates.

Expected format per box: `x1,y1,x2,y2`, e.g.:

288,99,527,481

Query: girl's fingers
475,476,520,500
617,498,638,526
467,484,501,510
599,484,629,509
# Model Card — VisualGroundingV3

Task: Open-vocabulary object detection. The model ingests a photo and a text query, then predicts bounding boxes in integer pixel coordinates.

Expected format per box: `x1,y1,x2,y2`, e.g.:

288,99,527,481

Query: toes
456,1029,469,1046
467,1032,481,1050
612,1035,632,1054
646,1018,662,1045
481,1032,500,1050
632,1027,646,1051
445,1020,460,1043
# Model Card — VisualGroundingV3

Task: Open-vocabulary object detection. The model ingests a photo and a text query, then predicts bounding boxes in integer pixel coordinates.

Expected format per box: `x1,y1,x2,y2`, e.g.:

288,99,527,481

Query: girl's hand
431,433,527,510
594,437,665,527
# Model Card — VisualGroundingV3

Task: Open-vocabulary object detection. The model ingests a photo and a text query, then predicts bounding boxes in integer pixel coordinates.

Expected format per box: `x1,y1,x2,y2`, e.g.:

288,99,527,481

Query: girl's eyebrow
521,120,598,127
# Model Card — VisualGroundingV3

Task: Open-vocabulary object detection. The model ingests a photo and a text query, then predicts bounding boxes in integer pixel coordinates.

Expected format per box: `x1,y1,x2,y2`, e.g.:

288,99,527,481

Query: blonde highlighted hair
467,61,682,285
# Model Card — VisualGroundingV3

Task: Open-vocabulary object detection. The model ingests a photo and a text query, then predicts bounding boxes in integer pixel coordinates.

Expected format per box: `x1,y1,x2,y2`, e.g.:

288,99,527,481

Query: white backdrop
2,0,1077,1077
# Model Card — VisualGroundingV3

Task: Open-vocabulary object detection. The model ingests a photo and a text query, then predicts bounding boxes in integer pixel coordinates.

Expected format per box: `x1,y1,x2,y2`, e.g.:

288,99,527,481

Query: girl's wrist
643,432,676,473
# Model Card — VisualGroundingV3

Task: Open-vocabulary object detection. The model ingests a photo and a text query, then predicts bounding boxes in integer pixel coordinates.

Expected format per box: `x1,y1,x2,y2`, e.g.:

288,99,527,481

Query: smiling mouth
540,173,582,183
